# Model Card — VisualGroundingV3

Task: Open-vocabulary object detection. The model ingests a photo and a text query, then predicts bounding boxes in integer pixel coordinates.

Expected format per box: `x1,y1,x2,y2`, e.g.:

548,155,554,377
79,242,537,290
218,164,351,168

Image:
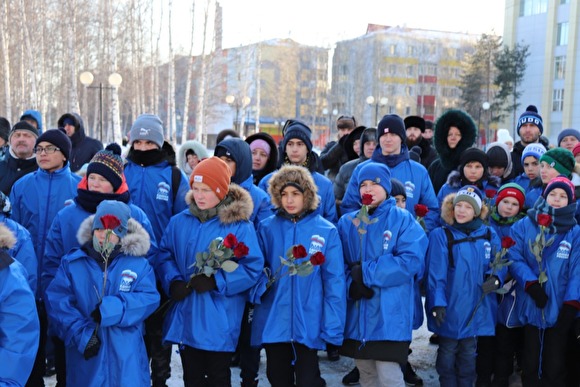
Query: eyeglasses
34,146,61,154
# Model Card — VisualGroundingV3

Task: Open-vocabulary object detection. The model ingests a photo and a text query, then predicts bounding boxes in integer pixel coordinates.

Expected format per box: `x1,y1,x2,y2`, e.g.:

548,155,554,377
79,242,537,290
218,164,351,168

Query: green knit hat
540,148,575,178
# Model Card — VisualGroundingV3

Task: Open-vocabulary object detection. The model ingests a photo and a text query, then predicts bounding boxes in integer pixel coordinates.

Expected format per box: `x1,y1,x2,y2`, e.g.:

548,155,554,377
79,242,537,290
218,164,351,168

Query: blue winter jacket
9,163,80,297
338,197,427,343
45,217,159,387
239,175,273,228
156,185,264,352
508,216,580,328
251,211,346,349
124,159,189,242
340,158,439,232
0,235,39,387
0,215,37,292
259,170,338,224
426,223,502,339
513,173,531,191
42,201,158,296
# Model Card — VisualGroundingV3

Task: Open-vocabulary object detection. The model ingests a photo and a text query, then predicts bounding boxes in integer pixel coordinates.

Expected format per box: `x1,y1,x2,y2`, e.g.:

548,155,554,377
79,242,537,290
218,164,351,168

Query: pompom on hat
517,105,543,135
190,156,231,200
86,143,124,191
496,182,525,210
539,147,576,178
453,185,483,216
35,128,72,161
543,175,575,203
92,200,131,238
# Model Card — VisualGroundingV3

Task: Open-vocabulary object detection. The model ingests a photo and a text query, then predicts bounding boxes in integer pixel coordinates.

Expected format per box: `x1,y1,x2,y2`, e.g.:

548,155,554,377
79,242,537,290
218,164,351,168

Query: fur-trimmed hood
177,140,210,176
433,109,477,169
445,170,501,189
185,183,254,224
0,223,16,250
268,165,319,211
440,191,489,225
77,216,150,257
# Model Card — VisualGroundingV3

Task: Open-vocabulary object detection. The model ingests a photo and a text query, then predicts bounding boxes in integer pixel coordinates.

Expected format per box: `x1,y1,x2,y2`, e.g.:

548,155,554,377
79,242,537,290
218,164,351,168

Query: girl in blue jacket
426,185,502,387
45,200,160,386
507,176,580,386
338,162,427,387
252,165,346,387
156,157,264,386
0,223,39,387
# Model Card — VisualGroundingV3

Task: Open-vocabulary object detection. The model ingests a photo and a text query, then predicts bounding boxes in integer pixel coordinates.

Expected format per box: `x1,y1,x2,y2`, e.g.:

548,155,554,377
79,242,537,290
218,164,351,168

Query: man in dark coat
510,105,550,178
405,115,436,170
57,113,103,172
319,115,357,182
0,121,39,195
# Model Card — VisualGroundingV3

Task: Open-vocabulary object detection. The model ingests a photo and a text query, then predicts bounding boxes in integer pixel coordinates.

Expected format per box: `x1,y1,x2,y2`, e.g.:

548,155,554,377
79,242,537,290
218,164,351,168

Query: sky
169,0,506,55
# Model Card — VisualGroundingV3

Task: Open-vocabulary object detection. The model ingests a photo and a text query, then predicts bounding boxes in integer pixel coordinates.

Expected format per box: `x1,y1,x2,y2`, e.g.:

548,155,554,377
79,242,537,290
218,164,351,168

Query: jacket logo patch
119,270,137,292
156,182,170,201
309,235,325,254
484,241,491,260
556,241,571,260
382,230,393,251
404,181,415,199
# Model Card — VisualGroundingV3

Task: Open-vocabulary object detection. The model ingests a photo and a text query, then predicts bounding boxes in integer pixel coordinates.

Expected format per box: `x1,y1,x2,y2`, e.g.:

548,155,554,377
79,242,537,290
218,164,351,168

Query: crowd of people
0,104,579,387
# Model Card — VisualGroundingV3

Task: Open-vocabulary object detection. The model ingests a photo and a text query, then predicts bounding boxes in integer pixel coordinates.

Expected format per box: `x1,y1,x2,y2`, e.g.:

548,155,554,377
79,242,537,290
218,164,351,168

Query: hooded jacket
57,113,103,172
45,216,159,387
10,163,81,297
176,140,209,176
20,109,43,133
338,196,427,344
251,166,346,349
437,170,501,208
428,110,478,194
245,132,279,186
0,224,39,387
0,214,37,293
156,184,264,352
426,193,502,339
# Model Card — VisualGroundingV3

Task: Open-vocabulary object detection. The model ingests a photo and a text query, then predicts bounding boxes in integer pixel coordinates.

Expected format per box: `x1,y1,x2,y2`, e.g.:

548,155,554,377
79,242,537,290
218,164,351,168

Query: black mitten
555,304,577,333
432,307,446,327
83,329,101,360
481,275,500,294
189,275,217,293
351,264,374,299
526,282,548,308
90,303,102,324
170,280,193,301
574,318,580,343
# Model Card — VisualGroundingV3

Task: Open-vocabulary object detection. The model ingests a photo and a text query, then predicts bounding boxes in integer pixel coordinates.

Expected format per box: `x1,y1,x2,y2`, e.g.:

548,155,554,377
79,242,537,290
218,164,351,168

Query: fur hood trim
0,223,16,250
441,192,489,225
434,109,477,169
185,183,254,224
77,217,150,257
177,140,210,175
267,165,320,211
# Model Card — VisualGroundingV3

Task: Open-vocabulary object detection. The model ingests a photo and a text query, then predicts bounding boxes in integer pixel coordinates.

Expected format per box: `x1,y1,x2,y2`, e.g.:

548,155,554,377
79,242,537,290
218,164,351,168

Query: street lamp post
79,71,122,143
366,96,389,125
226,95,251,135
482,101,490,148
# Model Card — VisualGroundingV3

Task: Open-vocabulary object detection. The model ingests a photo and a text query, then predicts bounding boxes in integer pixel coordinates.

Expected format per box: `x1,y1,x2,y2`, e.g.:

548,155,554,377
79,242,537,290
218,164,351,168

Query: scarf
527,196,577,234
127,148,166,166
276,208,312,222
371,144,410,168
82,241,122,271
452,217,483,235
188,194,233,223
76,189,131,213
490,209,526,226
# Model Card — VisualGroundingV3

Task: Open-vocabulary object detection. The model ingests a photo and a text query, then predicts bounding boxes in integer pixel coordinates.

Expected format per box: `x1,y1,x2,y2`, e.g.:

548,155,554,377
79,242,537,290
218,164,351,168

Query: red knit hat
573,142,580,157
190,156,231,200
496,183,525,210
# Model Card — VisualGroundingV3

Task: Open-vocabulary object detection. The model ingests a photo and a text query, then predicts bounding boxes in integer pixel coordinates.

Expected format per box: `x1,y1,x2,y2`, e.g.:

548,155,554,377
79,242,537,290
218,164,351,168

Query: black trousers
476,335,495,386
493,324,524,387
179,345,232,387
145,283,172,386
52,337,66,386
238,303,261,381
264,342,325,387
26,300,46,387
521,325,568,387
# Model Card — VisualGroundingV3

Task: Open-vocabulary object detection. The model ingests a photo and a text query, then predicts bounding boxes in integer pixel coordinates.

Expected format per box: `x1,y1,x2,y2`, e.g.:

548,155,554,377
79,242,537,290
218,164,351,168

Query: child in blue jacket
426,185,502,387
45,200,160,386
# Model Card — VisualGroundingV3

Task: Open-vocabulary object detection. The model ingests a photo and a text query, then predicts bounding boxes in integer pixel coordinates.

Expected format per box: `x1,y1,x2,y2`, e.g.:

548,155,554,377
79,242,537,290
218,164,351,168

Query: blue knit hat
453,185,483,216
521,143,546,163
557,128,580,147
86,143,124,191
390,178,406,198
358,162,392,195
92,200,131,238
130,114,164,148
517,105,543,135
282,121,313,152
543,175,575,203
214,138,252,184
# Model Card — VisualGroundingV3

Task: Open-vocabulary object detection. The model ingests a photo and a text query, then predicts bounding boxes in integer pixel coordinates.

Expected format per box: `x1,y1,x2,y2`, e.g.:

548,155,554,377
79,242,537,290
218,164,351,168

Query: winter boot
342,366,360,385
241,379,258,387
403,362,423,386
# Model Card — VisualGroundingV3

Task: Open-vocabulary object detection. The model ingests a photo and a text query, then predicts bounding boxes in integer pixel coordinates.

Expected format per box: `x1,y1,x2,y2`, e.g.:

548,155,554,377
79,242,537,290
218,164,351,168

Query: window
555,56,566,79
552,89,564,111
407,46,416,56
520,0,548,16
407,66,415,76
405,106,411,116
557,22,569,45
405,86,414,96
389,44,397,55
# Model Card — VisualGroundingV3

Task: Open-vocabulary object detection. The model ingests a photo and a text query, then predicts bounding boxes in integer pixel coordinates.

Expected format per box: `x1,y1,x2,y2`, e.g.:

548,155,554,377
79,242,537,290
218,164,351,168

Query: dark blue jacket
57,113,103,172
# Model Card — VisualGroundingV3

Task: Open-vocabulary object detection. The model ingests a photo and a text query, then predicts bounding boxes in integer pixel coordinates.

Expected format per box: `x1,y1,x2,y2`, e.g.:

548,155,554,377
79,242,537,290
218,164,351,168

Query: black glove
350,264,374,299
83,329,101,360
526,282,548,309
188,275,217,293
574,318,580,343
481,275,500,294
170,280,193,301
432,306,446,327
555,304,577,333
90,303,102,324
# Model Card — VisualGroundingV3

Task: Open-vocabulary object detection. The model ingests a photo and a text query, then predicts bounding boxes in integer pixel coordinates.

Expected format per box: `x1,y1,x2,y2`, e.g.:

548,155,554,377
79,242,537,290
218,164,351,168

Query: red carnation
292,245,308,259
223,233,238,249
361,194,373,206
501,236,516,249
310,252,326,266
100,214,121,230
233,242,249,258
537,214,552,228
414,204,429,218
485,189,497,199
